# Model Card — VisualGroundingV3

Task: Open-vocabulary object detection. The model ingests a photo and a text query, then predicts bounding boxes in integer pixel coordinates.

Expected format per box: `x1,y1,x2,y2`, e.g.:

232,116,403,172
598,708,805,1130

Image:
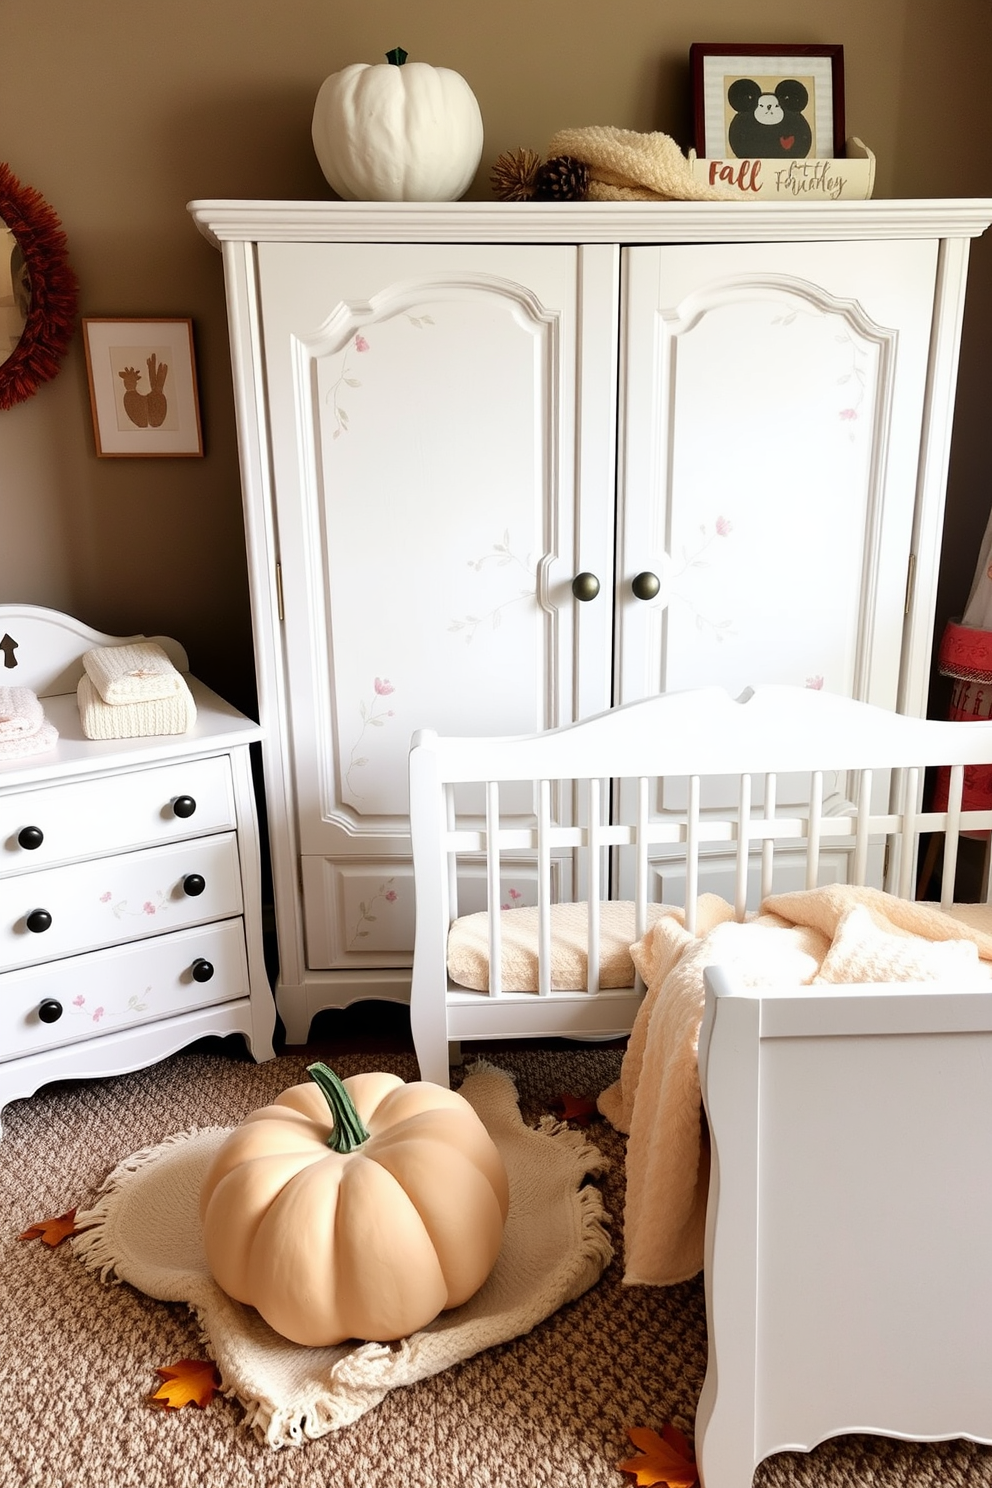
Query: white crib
408,684,992,1484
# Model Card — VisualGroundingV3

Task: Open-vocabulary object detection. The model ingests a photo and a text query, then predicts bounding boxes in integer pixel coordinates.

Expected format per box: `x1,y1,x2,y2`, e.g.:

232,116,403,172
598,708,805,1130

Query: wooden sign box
689,137,875,201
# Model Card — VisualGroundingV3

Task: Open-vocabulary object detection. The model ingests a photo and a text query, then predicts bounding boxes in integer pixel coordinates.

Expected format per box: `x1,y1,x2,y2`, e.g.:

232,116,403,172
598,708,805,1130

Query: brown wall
1,0,989,716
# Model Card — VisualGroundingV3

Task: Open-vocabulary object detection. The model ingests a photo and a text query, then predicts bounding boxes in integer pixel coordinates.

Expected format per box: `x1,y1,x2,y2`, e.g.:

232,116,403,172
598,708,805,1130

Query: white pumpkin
312,47,484,203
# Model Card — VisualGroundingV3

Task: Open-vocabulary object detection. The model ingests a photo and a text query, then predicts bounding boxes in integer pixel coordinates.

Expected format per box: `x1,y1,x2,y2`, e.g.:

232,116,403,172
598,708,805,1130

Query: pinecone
490,147,542,201
532,155,590,202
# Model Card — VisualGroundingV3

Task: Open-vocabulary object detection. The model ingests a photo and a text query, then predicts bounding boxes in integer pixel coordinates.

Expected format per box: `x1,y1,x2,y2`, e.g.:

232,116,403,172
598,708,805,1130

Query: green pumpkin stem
307,1062,371,1152
385,46,408,66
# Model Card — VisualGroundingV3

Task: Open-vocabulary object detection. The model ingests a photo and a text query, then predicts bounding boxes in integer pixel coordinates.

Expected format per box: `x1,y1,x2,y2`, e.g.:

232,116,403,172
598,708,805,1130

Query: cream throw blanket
72,1064,613,1448
547,125,737,202
598,885,992,1288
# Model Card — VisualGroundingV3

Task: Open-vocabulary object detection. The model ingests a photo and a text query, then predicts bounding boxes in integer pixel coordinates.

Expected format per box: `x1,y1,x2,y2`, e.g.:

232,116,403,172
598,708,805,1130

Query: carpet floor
2,1028,991,1488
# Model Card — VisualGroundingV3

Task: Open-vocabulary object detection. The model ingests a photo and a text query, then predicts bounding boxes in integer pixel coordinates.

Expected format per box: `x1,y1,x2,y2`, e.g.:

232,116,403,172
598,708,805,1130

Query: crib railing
408,686,992,1084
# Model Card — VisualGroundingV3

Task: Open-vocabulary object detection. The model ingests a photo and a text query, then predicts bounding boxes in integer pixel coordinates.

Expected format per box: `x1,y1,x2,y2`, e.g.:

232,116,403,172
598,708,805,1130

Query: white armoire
190,199,992,1044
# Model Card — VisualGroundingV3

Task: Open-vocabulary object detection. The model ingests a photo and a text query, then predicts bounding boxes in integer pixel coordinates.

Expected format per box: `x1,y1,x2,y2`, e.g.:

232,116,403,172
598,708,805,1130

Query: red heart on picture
780,135,796,150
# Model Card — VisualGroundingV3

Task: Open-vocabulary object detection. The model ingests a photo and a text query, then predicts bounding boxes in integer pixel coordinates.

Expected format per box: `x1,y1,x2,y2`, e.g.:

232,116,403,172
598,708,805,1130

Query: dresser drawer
0,833,244,970
0,918,249,1060
0,755,236,875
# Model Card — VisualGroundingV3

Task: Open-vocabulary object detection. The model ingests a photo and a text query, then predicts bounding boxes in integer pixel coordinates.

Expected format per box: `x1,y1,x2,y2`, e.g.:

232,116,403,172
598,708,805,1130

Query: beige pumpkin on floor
199,1063,509,1346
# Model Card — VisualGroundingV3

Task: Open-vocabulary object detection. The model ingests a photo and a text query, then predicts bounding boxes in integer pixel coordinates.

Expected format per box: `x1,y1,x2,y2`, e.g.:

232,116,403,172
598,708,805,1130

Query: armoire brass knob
631,571,661,601
571,572,601,602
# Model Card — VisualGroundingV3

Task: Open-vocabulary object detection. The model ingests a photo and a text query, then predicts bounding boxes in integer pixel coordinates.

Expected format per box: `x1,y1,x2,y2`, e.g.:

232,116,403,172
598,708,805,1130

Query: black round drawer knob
571,572,601,602
631,571,661,601
191,958,214,983
38,999,63,1024
173,795,197,819
182,873,206,897
26,909,52,934
17,825,44,850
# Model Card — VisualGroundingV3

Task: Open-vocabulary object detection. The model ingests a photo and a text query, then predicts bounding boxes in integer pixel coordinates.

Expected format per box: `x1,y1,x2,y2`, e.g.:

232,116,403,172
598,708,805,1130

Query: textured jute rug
70,1063,615,1446
3,1038,992,1488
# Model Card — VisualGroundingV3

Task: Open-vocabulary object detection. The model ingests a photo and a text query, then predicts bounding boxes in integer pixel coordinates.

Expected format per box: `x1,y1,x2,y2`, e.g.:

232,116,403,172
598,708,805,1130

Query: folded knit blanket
0,718,58,759
77,671,196,740
0,686,44,738
547,125,737,203
82,642,184,705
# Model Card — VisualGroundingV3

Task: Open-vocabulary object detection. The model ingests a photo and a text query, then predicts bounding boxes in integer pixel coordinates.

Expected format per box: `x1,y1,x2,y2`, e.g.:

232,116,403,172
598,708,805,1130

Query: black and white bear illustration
727,78,813,159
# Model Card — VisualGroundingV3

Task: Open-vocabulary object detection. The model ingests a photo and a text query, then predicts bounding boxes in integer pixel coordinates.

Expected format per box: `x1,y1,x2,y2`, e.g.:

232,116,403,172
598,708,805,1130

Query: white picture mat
702,54,836,159
83,318,203,457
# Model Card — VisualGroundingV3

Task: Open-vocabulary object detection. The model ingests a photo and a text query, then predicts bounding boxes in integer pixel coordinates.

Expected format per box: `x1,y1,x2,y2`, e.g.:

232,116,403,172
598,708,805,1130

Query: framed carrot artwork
82,317,203,457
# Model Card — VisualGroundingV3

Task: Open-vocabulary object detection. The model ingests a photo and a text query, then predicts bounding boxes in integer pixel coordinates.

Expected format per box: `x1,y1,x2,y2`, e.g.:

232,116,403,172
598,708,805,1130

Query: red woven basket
931,620,992,816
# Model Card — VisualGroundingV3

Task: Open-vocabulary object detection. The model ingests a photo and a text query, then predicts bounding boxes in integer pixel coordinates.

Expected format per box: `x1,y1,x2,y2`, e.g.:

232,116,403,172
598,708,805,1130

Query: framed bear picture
690,44,845,161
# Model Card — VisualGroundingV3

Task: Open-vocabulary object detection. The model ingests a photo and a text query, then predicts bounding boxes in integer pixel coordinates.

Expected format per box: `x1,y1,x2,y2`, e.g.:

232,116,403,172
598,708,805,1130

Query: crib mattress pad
447,893,992,994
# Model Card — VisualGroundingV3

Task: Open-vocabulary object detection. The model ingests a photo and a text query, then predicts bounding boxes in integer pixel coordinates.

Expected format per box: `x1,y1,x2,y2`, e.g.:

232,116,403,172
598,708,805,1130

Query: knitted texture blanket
0,686,58,758
0,718,58,758
598,886,992,1288
83,642,184,704
72,1064,612,1448
76,672,196,739
547,125,737,202
0,686,43,737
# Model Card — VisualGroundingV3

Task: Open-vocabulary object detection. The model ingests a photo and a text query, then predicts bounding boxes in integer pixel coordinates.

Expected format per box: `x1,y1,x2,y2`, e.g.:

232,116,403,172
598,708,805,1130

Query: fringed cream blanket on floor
598,886,992,1288
73,1064,613,1448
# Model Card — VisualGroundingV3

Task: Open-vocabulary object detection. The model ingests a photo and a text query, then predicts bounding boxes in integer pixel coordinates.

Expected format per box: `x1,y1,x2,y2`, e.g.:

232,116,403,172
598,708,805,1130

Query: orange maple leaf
549,1092,600,1125
18,1208,79,1246
617,1424,699,1487
149,1358,220,1410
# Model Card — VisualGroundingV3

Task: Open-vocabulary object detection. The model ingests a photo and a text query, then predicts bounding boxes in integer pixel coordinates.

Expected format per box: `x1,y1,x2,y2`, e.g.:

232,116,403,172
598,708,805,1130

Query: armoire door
256,242,619,969
614,237,939,900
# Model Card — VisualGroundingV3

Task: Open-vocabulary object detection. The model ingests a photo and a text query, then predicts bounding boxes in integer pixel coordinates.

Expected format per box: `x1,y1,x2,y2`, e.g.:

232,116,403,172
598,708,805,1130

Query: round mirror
0,163,78,410
0,226,30,358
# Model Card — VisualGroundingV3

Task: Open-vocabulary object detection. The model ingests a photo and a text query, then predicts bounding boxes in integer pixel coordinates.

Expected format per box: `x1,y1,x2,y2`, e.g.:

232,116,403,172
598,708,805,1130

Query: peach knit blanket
598,885,992,1288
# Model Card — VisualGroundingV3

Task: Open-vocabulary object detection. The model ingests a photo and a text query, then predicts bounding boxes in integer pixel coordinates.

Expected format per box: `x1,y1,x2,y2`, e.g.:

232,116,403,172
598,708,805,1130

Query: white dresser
0,606,275,1132
189,198,992,1043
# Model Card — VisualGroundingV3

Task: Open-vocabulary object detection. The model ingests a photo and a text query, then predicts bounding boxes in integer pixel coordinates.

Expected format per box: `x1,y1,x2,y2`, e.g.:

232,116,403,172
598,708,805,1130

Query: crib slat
806,771,824,890
486,781,503,998
538,779,552,997
686,776,700,935
586,778,601,996
734,773,752,920
446,785,459,921
635,776,650,946
760,772,777,903
853,768,872,885
939,763,964,910
897,766,920,901
630,776,650,993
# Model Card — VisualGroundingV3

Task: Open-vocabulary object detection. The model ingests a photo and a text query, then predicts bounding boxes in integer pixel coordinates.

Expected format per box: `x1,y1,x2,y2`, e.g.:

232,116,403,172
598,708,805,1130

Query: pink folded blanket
0,686,43,738
0,718,58,759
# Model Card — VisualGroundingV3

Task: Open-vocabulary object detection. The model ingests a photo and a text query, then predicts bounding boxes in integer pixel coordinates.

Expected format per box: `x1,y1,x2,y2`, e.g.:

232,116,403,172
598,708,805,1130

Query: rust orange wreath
0,162,78,410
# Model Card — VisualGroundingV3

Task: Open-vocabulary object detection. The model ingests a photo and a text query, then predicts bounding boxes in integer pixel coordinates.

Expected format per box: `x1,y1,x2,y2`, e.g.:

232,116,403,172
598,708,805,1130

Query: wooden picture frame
690,44,845,161
82,317,203,458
